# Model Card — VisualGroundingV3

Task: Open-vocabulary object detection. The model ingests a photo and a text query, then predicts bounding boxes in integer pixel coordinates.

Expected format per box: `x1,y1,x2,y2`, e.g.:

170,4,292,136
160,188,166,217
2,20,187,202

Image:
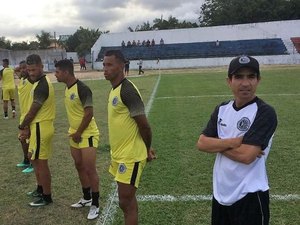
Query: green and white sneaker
27,190,42,198
22,165,34,173
16,161,30,168
29,198,52,207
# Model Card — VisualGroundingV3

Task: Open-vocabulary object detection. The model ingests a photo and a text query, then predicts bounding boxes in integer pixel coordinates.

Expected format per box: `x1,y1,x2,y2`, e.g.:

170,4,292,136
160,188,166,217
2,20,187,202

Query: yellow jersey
108,79,147,163
64,80,99,137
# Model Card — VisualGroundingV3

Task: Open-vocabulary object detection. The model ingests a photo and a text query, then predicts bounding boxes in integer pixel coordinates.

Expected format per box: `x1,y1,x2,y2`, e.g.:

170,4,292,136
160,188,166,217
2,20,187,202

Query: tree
133,15,199,31
11,41,30,50
65,27,108,57
0,36,11,49
36,30,52,49
28,41,40,50
199,0,300,27
135,21,152,31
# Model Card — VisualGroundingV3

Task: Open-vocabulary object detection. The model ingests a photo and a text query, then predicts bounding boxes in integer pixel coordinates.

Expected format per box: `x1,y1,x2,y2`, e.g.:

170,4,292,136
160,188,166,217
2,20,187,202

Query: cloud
2,0,204,42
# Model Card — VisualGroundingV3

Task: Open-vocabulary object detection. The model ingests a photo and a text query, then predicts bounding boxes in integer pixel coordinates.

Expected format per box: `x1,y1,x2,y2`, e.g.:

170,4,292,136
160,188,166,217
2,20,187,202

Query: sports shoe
87,205,99,220
29,197,52,207
3,116,8,119
22,165,34,173
27,190,42,198
16,161,30,168
12,110,16,118
71,198,92,208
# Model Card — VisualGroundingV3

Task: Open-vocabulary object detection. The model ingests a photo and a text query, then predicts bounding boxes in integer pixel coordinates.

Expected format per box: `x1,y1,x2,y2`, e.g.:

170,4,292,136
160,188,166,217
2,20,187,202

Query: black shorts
212,190,269,225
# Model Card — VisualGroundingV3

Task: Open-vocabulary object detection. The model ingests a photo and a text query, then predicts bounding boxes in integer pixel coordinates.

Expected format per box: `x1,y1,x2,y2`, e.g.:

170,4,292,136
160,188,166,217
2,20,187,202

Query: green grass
0,66,299,225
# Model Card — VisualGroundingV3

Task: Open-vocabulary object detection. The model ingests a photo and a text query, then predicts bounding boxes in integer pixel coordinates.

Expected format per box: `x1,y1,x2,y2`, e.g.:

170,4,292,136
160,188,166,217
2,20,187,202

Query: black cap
228,55,260,77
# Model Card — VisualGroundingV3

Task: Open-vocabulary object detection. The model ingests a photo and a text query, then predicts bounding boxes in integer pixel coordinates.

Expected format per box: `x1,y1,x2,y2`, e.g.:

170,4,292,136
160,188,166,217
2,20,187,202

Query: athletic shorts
212,190,270,225
109,159,146,188
69,135,99,149
2,88,15,101
29,120,54,160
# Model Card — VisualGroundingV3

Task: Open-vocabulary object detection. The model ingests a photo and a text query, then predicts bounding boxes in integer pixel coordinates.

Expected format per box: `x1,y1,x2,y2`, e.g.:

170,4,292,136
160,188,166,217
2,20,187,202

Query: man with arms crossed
55,59,100,220
19,54,55,206
103,50,156,225
197,55,277,225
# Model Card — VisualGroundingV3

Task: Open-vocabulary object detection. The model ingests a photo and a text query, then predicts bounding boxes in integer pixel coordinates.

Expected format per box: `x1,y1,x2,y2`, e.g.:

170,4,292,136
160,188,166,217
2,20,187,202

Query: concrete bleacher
91,20,300,70
97,38,288,61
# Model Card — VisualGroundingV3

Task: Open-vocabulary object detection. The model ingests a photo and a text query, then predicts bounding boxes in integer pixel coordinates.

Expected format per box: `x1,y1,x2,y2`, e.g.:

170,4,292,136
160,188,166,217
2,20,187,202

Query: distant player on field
0,58,16,119
55,59,100,220
197,55,277,225
103,50,156,225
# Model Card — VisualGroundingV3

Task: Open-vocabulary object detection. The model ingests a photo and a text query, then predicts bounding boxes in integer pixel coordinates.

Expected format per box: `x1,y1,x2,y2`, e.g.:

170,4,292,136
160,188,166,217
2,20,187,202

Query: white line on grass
156,93,300,100
97,74,161,225
136,194,300,202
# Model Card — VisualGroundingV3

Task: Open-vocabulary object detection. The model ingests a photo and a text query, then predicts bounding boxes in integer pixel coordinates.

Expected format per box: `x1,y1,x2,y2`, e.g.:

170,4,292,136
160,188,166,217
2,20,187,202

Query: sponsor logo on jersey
218,118,227,127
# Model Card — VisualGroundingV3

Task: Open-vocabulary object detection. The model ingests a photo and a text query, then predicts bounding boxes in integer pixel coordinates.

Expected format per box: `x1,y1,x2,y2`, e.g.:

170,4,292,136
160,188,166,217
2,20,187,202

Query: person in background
0,58,16,119
124,59,130,76
137,59,144,75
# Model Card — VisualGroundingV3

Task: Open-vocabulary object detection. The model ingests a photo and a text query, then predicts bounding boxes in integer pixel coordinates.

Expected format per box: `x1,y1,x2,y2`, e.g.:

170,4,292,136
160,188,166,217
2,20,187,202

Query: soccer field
0,66,299,225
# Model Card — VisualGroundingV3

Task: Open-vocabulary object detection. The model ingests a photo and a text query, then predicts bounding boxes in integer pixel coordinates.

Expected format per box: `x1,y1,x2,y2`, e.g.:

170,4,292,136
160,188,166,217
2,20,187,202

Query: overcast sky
1,0,204,43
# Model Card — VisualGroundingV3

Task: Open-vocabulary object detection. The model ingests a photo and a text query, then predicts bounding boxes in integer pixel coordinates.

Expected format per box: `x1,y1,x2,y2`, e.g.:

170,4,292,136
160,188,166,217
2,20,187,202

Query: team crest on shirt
112,96,118,106
118,163,127,174
237,117,251,131
70,93,76,100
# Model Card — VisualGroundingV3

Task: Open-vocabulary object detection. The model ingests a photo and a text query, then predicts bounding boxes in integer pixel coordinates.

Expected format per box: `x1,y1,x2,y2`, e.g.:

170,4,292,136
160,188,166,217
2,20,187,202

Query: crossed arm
197,134,263,164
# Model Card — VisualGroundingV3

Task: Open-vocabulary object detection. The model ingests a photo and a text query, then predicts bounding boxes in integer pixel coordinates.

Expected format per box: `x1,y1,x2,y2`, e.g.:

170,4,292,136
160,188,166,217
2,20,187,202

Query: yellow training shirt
108,79,147,163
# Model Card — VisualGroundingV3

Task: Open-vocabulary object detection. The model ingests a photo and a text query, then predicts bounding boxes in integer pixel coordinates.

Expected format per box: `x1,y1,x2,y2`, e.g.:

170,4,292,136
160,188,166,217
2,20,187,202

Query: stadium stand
97,38,288,61
291,37,300,53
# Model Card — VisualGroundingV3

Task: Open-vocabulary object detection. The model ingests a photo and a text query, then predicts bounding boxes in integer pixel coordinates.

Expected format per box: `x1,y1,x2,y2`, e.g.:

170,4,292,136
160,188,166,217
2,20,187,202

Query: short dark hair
26,54,42,65
55,59,74,75
19,60,26,65
2,59,9,64
104,50,126,63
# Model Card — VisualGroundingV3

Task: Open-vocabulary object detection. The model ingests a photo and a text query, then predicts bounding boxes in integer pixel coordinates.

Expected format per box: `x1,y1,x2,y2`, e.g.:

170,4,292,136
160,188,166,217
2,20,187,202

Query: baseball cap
228,55,260,76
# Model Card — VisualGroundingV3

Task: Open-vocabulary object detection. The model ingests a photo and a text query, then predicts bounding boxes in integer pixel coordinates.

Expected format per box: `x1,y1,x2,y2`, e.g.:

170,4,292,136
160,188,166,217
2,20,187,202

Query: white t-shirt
202,97,277,206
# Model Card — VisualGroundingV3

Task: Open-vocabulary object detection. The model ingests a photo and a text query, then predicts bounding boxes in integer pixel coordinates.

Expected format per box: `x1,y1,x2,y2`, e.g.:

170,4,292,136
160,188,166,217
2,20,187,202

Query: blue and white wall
91,20,300,70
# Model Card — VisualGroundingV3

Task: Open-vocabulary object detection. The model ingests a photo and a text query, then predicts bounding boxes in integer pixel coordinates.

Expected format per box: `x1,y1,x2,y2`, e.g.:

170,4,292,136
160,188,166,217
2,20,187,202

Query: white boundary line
136,194,300,202
156,93,300,100
105,194,300,202
96,74,161,225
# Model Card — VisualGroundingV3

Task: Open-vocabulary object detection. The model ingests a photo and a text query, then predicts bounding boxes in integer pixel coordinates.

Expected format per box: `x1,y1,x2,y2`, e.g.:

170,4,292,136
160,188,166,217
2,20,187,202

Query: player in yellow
103,50,156,225
0,58,16,119
18,54,55,207
54,59,100,220
15,60,34,173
